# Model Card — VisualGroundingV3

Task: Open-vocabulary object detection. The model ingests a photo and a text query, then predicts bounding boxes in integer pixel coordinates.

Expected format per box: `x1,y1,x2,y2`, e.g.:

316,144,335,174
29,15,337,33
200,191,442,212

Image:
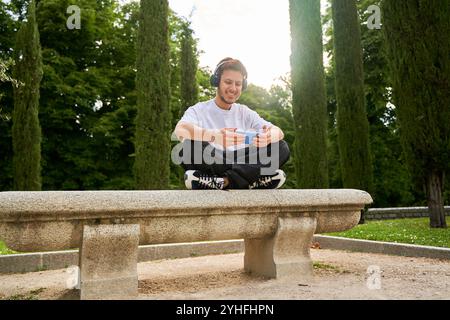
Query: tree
1,1,205,192
332,0,373,222
12,0,43,190
382,0,450,228
135,0,171,189
179,20,198,115
1,58,18,103
36,0,129,190
289,0,329,188
0,0,23,191
357,0,417,208
322,0,418,208
0,56,15,191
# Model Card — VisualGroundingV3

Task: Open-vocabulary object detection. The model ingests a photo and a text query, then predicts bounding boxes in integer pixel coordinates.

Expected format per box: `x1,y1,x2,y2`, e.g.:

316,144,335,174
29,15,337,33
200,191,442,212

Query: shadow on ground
139,269,267,295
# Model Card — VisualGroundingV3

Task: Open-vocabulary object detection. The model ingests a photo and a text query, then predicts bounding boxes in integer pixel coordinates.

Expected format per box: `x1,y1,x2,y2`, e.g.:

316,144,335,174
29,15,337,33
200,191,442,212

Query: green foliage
358,0,420,207
289,0,329,188
0,0,447,209
196,66,215,102
0,240,16,255
359,0,419,207
323,0,420,207
239,80,297,188
328,217,450,248
382,0,450,227
168,9,185,131
3,288,45,300
0,58,17,85
180,20,199,115
1,57,19,130
1,0,206,191
312,262,346,273
134,0,171,190
12,0,43,190
35,0,135,190
167,16,200,189
332,0,373,194
382,1,450,182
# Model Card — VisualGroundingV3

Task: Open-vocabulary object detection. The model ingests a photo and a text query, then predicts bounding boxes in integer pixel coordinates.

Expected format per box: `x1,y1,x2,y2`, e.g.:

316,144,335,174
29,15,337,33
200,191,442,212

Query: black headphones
210,59,248,91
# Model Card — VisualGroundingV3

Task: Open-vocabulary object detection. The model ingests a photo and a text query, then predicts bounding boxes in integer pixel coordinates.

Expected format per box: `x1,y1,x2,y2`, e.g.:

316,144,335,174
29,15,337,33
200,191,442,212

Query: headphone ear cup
210,73,220,87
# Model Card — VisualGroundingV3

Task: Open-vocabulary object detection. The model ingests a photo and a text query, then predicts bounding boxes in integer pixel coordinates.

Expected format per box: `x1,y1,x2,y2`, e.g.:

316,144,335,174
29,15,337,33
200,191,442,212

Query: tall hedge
382,0,450,228
332,0,373,193
135,0,171,189
289,0,329,188
180,23,198,115
12,0,43,191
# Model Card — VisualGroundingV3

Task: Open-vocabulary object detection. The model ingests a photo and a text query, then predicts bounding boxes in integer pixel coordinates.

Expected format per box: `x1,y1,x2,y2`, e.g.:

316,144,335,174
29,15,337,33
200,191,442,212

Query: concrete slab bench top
0,189,372,299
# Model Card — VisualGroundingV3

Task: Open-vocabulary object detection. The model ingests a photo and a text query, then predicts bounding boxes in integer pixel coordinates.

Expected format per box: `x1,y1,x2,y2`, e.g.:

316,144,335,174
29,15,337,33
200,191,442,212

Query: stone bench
0,189,372,299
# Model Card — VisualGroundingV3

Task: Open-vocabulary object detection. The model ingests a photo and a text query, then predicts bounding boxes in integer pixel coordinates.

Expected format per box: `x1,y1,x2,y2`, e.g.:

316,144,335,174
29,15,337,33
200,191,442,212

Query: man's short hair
216,57,248,79
211,57,248,89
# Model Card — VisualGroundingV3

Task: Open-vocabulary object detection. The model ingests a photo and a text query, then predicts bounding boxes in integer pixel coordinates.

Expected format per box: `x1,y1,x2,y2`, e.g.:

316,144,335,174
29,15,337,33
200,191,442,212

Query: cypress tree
180,22,198,115
135,0,171,189
382,0,450,228
332,0,374,221
12,0,43,191
289,0,329,188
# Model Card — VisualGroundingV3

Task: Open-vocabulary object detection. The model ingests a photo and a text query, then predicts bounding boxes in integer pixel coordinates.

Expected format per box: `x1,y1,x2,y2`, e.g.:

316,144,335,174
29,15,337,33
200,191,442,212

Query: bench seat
0,189,372,299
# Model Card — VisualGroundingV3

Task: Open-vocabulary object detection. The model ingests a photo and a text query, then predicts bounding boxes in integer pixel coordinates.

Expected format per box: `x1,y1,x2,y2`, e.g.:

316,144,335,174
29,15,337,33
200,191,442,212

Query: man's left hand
253,125,271,147
252,125,283,148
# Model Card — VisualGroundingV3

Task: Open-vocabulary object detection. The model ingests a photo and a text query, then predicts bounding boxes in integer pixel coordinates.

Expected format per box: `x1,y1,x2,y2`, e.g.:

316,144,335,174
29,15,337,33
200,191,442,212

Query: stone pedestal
244,215,317,279
79,224,140,300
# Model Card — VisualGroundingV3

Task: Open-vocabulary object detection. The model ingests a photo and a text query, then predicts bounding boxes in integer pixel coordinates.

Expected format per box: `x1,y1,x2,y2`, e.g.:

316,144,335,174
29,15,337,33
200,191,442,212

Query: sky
168,0,291,89
126,0,328,89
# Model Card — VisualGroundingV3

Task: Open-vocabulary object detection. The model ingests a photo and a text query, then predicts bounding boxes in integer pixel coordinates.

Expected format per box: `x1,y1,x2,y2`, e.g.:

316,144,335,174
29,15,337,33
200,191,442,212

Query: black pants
179,139,290,189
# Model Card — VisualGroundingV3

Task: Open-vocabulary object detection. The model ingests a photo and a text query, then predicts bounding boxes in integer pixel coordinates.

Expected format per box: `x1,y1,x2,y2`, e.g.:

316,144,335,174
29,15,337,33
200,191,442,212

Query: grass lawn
0,241,16,255
326,217,450,248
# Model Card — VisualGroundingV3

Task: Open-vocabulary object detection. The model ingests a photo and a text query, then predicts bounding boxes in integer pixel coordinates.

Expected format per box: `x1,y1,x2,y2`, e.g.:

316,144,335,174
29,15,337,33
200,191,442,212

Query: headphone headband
210,58,248,91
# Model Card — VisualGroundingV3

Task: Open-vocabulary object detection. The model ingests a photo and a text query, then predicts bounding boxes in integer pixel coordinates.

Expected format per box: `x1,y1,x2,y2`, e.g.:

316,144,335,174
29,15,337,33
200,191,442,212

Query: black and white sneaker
184,170,225,190
249,169,286,189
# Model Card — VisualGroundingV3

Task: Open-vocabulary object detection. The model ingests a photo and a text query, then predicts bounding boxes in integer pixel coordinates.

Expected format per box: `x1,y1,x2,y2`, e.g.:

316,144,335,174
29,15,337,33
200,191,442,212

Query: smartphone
236,130,259,144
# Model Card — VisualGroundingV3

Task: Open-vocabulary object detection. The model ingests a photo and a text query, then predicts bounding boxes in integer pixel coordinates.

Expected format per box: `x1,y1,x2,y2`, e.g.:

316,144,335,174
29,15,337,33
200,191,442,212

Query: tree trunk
426,171,447,228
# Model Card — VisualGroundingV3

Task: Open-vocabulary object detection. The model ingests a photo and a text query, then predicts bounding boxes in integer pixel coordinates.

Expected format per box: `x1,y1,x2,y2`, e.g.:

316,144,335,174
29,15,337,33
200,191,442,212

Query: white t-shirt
178,99,272,151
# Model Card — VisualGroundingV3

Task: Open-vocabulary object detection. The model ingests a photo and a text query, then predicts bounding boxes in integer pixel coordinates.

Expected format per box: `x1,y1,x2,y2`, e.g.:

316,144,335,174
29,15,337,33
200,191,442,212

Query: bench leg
79,224,140,300
244,215,317,279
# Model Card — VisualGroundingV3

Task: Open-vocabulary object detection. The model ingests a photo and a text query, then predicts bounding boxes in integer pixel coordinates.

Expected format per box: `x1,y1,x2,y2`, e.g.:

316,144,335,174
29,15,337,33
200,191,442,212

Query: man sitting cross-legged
174,57,290,190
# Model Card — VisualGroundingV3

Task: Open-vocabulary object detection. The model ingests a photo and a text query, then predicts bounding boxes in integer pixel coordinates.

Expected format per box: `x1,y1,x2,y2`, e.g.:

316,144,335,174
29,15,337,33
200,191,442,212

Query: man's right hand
174,122,245,148
207,128,245,149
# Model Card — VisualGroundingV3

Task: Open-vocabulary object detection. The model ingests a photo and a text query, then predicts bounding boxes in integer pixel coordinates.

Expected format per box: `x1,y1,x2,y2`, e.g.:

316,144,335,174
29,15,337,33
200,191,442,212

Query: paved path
0,249,449,300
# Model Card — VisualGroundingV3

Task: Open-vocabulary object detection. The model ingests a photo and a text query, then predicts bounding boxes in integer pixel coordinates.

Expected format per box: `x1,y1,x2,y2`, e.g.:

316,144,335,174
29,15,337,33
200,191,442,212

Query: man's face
217,69,244,105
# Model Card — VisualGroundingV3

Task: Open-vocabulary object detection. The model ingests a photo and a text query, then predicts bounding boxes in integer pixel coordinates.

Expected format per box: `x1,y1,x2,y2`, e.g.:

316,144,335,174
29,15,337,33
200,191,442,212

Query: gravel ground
0,248,449,300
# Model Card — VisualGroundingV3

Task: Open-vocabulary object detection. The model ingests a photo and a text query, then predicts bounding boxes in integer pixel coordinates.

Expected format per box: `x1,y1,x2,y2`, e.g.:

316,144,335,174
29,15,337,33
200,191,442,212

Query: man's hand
209,128,246,149
252,125,272,147
252,125,284,148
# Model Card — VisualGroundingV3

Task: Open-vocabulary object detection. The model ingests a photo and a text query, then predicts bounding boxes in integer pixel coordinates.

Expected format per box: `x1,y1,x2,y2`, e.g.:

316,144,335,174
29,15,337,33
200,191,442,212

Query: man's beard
219,94,234,105
218,88,237,105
